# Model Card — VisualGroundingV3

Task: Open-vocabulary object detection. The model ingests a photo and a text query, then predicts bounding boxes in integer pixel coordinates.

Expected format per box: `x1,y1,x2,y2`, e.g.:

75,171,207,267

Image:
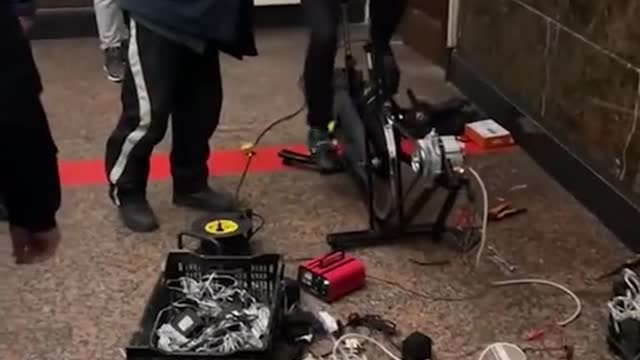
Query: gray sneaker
103,47,125,83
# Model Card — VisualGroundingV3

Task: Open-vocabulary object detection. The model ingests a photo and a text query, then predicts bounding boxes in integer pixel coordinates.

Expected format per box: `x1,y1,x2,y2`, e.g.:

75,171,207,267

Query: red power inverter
298,251,366,302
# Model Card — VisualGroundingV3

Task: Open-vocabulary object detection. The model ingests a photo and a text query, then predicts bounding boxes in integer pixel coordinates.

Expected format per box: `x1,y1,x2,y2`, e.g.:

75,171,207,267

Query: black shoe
103,46,125,83
118,199,159,233
308,127,341,174
0,199,7,222
372,43,400,96
173,187,236,212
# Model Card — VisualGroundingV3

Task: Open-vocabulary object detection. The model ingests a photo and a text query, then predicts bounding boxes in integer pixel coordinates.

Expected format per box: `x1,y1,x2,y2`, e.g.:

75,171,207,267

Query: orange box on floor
464,119,514,149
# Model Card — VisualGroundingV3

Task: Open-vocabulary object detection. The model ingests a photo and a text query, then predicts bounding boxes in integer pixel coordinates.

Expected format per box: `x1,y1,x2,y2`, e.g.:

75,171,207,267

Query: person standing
1,0,62,264
0,195,7,222
105,0,256,232
94,0,128,82
302,0,408,172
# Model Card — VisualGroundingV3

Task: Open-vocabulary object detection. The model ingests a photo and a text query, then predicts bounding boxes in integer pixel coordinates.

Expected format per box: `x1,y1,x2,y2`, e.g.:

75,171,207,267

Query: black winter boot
117,198,159,233
173,186,236,212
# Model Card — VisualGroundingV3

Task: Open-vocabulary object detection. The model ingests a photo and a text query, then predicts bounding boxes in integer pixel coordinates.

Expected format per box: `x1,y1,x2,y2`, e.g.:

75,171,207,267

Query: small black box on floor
402,332,433,360
125,252,285,360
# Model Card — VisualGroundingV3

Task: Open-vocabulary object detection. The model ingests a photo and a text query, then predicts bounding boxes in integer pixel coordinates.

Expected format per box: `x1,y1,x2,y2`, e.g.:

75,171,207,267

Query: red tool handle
319,251,346,268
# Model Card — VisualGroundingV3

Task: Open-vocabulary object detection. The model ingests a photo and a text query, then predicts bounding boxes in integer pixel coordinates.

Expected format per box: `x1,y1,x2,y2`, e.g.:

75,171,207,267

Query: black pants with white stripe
105,20,223,203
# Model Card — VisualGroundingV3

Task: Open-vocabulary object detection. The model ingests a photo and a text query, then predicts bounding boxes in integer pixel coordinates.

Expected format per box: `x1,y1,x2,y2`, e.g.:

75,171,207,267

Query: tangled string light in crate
145,253,283,358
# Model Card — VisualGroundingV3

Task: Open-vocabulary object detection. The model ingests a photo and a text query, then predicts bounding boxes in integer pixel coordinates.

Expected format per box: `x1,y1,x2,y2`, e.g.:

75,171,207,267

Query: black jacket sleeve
13,0,36,17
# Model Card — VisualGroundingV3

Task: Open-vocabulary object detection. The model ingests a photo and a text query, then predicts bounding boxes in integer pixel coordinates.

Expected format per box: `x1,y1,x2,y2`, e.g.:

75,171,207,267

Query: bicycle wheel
334,85,396,223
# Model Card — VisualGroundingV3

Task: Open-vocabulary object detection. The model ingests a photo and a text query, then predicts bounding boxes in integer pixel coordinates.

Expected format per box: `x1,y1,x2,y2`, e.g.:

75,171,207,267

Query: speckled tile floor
0,29,633,360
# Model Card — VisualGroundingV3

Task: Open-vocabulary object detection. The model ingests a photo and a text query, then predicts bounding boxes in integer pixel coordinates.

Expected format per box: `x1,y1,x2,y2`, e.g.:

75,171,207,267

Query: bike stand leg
431,187,461,241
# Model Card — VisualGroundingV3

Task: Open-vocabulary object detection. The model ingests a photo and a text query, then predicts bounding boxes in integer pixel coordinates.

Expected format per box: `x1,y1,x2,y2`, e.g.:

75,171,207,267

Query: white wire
158,273,268,354
332,333,400,360
490,278,582,327
608,269,640,325
467,167,488,269
477,343,526,360
465,169,582,326
623,268,640,295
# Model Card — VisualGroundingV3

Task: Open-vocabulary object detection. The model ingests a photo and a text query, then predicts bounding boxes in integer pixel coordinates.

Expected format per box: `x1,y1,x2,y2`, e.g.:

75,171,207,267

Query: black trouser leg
105,19,181,204
369,0,408,47
0,93,61,232
302,0,340,129
0,193,6,221
369,0,408,95
171,47,223,194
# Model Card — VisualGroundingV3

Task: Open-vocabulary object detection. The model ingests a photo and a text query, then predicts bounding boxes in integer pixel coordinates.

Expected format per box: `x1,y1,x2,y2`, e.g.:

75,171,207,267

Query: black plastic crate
126,251,284,360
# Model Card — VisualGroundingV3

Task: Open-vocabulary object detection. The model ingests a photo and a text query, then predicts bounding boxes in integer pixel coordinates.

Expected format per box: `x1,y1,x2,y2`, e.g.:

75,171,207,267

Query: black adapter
170,309,204,338
402,331,433,360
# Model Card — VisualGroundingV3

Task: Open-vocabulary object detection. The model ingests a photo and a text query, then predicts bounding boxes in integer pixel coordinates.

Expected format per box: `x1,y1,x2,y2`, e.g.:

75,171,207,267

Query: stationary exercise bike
279,1,477,250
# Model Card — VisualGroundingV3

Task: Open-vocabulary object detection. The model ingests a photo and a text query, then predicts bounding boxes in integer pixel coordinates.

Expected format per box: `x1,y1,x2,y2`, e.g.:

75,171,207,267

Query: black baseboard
30,3,366,40
447,51,640,252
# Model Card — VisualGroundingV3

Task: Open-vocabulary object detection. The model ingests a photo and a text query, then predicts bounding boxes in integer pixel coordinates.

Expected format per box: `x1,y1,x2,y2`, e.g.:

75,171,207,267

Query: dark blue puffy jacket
13,0,35,17
118,0,257,59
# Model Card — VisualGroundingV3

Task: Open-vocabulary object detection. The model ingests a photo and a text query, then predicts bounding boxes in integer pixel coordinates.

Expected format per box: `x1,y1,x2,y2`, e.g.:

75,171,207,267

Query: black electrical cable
368,274,490,302
345,313,401,351
251,212,266,237
234,102,307,204
346,313,397,337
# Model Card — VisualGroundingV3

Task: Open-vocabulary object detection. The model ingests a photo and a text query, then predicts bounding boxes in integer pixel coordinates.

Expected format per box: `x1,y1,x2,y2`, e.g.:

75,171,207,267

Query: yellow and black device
178,210,258,256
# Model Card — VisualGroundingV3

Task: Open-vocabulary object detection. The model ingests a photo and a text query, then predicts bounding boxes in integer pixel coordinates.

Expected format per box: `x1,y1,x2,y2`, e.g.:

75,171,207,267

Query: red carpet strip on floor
58,142,512,187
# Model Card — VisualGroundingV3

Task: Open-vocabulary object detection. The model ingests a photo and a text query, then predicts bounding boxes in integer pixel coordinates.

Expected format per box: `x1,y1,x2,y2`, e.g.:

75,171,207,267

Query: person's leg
369,0,407,47
302,0,341,172
0,6,61,264
93,0,129,82
170,46,235,211
369,0,408,95
1,92,61,263
0,194,7,221
105,19,180,232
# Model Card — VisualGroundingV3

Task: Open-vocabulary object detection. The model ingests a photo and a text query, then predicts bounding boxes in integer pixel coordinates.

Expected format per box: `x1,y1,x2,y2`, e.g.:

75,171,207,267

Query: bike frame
326,2,472,251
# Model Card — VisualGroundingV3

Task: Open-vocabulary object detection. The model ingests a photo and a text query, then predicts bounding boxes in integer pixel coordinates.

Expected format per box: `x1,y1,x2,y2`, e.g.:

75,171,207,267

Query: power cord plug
240,142,256,156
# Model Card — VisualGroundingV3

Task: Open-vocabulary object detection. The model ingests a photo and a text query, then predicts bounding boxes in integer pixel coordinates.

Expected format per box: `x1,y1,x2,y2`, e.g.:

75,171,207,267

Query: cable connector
241,142,256,157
